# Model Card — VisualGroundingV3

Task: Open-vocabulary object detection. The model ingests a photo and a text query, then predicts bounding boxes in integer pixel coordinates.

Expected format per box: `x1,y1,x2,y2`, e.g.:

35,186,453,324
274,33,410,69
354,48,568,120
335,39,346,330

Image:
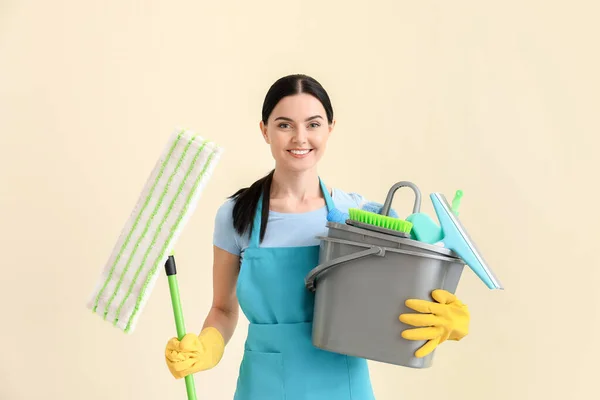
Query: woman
164,74,471,399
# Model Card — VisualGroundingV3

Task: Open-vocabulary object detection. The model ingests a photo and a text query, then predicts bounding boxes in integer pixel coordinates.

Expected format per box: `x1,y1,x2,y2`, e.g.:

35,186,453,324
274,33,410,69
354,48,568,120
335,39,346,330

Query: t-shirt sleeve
212,199,241,256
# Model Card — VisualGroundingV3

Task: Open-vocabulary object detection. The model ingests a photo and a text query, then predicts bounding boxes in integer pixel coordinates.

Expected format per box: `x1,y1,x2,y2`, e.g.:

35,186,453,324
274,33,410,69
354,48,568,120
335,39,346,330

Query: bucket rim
325,221,457,257
306,236,464,292
316,236,463,263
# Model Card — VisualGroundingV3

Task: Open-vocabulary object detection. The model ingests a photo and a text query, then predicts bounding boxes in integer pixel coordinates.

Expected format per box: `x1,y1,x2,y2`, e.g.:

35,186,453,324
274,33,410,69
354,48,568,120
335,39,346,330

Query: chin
280,159,317,173
285,163,315,173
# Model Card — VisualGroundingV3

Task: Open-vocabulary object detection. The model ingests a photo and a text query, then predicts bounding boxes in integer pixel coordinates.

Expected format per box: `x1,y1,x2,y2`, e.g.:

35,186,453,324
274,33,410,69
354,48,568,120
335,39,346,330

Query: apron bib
233,178,375,400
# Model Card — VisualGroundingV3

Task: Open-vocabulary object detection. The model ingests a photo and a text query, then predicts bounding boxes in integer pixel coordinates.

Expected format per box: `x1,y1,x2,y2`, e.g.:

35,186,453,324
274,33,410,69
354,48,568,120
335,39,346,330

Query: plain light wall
1,0,598,399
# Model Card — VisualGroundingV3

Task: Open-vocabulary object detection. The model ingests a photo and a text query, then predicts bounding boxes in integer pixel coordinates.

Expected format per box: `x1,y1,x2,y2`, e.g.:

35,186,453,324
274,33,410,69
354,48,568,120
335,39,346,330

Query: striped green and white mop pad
87,128,224,334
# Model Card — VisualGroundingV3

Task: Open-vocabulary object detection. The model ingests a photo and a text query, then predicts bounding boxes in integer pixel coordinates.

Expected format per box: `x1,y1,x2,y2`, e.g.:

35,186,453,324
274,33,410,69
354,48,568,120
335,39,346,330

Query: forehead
270,93,325,120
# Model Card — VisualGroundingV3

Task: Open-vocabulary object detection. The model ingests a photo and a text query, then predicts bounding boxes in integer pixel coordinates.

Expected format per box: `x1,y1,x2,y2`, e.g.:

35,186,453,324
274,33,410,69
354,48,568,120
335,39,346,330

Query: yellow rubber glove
398,289,470,358
165,326,225,379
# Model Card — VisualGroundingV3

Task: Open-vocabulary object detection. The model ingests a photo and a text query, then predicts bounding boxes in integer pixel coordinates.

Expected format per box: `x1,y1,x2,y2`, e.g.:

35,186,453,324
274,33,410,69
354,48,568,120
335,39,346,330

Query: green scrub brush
347,207,413,237
345,181,418,238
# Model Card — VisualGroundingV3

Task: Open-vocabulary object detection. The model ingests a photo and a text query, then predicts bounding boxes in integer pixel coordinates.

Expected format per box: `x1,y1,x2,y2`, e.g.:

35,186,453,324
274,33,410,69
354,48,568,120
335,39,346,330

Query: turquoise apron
233,178,376,400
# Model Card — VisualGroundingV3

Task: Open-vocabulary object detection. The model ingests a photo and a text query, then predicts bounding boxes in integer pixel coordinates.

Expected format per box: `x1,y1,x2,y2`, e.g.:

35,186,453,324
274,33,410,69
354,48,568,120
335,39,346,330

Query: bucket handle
380,181,421,216
305,246,386,292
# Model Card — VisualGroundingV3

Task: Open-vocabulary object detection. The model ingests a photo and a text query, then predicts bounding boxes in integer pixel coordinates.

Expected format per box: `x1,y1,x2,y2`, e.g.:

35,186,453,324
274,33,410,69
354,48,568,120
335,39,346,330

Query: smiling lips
287,149,313,158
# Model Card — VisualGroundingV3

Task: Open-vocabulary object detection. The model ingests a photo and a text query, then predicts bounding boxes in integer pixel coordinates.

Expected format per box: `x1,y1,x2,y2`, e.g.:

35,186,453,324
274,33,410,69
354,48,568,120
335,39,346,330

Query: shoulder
214,197,236,224
212,197,243,255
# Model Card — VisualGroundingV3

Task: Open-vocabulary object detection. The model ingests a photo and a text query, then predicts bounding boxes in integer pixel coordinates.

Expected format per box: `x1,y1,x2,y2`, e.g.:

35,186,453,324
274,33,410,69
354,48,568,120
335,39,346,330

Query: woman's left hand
398,289,470,358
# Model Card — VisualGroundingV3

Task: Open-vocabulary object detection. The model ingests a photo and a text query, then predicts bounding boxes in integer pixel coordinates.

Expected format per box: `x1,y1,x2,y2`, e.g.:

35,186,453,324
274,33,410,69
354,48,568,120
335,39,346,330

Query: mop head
86,129,224,333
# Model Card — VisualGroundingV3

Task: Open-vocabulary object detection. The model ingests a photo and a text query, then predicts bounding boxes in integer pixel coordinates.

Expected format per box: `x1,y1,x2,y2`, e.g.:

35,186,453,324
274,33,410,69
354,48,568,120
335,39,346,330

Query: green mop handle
165,255,198,400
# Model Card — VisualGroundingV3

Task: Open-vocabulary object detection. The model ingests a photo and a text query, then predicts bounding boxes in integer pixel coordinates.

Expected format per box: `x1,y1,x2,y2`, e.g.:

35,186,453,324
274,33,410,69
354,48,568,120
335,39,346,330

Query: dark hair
229,74,334,243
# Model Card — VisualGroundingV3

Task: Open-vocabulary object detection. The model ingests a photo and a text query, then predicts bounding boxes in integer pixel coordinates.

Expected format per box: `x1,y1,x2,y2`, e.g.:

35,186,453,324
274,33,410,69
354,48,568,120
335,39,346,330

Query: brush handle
165,255,198,400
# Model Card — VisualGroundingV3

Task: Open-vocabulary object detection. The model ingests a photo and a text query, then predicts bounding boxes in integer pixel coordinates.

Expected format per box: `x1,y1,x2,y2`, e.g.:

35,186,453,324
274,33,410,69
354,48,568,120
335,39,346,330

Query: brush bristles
348,208,413,233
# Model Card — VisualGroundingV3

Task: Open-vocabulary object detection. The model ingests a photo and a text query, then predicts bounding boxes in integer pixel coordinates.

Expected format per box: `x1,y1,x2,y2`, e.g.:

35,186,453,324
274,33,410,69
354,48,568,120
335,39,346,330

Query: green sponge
406,189,463,244
406,212,442,243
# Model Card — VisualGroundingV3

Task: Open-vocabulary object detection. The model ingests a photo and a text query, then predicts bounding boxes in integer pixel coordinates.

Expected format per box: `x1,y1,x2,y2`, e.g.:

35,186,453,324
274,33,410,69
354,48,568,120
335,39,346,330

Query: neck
270,166,322,201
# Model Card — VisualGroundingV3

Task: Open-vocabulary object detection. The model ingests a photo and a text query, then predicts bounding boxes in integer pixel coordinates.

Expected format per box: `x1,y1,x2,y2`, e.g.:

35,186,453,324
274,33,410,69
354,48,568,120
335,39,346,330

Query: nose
292,127,308,144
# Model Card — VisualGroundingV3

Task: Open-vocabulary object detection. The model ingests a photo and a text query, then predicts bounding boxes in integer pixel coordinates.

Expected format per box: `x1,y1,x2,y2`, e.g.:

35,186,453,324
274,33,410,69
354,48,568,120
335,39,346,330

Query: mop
86,128,224,399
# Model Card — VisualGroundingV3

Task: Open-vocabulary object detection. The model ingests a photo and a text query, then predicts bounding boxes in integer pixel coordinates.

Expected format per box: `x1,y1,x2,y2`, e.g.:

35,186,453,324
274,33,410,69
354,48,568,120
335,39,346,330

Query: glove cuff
199,327,225,369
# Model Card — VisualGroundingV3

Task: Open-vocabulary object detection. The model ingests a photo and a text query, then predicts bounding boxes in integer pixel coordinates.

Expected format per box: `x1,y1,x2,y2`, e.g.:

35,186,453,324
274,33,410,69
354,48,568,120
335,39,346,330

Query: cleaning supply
406,189,463,244
405,212,442,243
380,181,442,244
326,207,349,224
327,201,399,224
346,207,412,237
305,180,503,369
451,190,463,216
359,201,400,218
163,255,225,379
399,289,470,358
87,128,224,400
345,183,416,237
430,192,503,290
305,219,466,369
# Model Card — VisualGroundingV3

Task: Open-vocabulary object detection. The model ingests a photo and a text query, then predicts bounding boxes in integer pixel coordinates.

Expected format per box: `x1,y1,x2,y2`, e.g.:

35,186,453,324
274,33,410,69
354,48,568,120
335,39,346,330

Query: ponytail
229,169,274,244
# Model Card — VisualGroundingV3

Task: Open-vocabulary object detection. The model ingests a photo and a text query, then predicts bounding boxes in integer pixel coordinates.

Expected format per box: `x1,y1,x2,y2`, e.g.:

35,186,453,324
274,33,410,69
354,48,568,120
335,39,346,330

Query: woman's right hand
165,327,225,379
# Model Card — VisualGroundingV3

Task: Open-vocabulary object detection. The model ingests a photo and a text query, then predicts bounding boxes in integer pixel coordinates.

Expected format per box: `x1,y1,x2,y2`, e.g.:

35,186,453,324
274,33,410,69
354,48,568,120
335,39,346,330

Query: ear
328,119,336,135
259,121,270,144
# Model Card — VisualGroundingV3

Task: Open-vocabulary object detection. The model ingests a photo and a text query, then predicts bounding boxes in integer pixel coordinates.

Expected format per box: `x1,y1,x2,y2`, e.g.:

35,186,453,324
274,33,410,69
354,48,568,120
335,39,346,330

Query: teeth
290,149,310,155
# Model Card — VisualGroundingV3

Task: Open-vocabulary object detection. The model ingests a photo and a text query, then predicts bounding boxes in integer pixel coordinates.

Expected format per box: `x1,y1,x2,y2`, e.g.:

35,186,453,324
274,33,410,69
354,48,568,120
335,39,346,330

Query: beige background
1,0,598,399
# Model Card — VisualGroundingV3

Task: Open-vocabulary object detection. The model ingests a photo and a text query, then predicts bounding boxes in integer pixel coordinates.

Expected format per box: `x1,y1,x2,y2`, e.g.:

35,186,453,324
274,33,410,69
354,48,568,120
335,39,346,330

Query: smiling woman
162,74,471,400
177,74,380,400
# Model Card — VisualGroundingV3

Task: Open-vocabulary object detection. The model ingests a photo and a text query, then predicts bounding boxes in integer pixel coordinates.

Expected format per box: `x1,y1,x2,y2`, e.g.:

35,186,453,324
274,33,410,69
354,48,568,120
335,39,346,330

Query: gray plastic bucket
305,184,466,369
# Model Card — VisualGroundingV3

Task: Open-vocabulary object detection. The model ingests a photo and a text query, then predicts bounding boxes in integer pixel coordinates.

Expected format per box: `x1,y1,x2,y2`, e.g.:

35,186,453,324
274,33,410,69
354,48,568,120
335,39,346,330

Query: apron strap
248,176,335,249
249,192,264,248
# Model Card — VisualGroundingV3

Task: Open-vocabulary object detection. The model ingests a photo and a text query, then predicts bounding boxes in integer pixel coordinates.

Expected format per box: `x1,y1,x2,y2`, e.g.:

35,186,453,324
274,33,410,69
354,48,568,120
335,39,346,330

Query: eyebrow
274,115,323,122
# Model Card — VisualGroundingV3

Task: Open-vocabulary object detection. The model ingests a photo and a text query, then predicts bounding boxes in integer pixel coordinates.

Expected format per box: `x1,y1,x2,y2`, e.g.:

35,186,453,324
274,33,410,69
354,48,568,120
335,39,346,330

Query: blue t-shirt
213,187,368,260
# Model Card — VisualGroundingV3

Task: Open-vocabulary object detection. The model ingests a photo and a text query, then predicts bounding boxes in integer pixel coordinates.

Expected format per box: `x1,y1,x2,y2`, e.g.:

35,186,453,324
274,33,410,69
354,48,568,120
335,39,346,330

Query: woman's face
260,93,335,173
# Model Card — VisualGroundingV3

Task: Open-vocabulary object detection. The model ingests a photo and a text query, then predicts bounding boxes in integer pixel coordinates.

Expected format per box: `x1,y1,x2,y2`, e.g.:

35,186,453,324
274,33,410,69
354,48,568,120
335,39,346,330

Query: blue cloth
326,201,400,224
230,178,375,400
360,201,400,218
213,187,368,260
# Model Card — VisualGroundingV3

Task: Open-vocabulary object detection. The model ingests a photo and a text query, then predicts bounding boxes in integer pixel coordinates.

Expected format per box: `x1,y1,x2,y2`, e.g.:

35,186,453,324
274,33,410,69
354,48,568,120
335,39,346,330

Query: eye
308,122,321,128
278,123,291,129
